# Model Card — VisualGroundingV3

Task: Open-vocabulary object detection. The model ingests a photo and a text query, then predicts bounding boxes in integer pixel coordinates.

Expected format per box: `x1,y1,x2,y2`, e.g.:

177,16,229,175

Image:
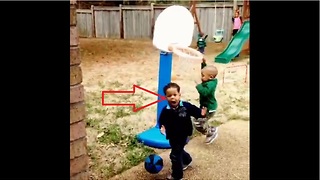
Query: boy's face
201,69,213,82
235,12,239,17
165,87,181,108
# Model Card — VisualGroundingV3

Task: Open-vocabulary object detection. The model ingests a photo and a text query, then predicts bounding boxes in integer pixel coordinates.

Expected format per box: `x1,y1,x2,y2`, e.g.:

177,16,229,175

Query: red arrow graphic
101,85,166,112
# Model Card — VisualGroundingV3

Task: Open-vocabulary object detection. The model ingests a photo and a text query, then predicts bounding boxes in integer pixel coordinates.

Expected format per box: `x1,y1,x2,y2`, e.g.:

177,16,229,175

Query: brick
70,65,83,86
70,155,88,176
70,26,79,47
71,171,89,180
70,5,77,26
70,137,87,159
70,102,86,124
70,46,81,66
70,120,86,141
70,84,84,104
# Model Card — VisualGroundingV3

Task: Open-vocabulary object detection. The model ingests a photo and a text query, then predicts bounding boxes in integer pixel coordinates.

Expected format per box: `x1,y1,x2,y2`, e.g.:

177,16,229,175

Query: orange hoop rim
170,45,203,61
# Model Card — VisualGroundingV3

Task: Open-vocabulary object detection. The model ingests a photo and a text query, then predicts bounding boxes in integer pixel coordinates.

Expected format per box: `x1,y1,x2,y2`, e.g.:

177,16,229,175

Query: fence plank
150,3,155,38
91,5,95,37
77,11,93,37
93,6,120,11
121,6,152,10
119,4,124,39
76,9,91,13
123,9,152,39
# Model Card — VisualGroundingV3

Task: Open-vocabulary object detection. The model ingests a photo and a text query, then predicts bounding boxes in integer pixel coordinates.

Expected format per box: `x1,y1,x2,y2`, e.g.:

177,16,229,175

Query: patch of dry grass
85,87,158,179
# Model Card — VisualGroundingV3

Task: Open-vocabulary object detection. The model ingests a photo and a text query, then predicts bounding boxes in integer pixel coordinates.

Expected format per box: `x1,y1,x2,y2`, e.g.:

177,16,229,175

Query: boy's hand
201,107,207,116
160,125,166,136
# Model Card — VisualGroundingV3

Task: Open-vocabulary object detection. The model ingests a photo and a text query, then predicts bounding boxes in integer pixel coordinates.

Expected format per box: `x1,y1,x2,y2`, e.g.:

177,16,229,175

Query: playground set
136,0,250,149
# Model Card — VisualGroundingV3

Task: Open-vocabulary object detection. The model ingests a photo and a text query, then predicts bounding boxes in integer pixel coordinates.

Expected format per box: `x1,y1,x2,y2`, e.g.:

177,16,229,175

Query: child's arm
159,108,170,135
158,109,167,135
185,102,205,119
160,125,166,135
201,61,207,69
196,80,218,97
158,108,166,129
196,83,211,97
232,17,234,23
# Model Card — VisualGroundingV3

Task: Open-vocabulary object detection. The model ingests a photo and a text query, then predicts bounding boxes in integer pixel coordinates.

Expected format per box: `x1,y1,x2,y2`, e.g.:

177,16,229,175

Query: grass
85,81,156,179
114,108,132,119
86,117,101,129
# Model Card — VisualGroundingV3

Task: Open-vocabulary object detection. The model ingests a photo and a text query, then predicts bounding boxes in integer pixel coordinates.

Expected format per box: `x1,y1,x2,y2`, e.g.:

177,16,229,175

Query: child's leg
194,111,216,134
232,29,240,57
207,111,218,132
200,47,205,54
204,111,218,144
232,29,238,36
182,149,192,170
193,117,208,135
168,138,189,179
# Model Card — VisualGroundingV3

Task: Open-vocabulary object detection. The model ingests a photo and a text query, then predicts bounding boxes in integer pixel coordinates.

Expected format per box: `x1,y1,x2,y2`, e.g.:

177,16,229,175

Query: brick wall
70,0,89,179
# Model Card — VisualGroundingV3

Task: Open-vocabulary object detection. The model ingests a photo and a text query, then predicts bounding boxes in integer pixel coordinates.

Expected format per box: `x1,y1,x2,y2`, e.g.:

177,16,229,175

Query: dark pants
232,29,240,57
198,47,205,54
194,110,216,135
169,137,192,179
232,29,239,36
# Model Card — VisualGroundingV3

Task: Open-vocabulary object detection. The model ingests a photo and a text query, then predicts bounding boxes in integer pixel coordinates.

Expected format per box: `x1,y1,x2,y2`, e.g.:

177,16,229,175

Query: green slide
215,21,250,64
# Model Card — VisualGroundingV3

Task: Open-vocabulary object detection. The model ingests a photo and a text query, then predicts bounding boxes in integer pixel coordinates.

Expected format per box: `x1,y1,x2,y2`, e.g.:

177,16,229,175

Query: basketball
144,154,163,174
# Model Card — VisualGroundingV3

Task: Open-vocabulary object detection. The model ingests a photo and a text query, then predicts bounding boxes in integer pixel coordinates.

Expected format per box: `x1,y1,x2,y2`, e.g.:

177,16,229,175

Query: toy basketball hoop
169,44,203,61
153,5,203,75
170,44,203,76
137,5,203,149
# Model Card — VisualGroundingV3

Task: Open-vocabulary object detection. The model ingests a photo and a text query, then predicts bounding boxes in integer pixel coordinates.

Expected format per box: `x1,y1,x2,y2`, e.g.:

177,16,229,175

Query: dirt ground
80,38,250,179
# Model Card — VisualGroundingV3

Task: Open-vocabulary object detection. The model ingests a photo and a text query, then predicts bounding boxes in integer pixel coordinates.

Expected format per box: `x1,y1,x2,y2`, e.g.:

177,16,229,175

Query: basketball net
170,44,203,77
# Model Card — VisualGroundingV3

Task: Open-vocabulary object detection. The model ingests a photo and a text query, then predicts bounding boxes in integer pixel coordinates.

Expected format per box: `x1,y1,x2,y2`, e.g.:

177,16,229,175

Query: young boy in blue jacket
159,82,205,180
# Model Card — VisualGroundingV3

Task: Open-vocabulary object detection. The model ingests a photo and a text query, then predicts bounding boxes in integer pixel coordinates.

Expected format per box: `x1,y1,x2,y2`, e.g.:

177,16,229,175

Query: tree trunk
70,0,89,179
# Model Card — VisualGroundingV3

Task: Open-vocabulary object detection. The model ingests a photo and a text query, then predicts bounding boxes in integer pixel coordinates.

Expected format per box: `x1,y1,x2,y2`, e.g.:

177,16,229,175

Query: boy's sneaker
182,161,192,171
166,174,183,180
210,126,219,134
205,127,218,144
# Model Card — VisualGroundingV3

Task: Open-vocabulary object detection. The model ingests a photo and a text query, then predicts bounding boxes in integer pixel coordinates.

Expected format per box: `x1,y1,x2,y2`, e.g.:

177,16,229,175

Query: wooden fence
76,2,244,42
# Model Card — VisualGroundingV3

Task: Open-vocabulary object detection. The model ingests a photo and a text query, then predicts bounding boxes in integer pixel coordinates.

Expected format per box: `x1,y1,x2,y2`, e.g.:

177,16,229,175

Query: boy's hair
163,82,180,95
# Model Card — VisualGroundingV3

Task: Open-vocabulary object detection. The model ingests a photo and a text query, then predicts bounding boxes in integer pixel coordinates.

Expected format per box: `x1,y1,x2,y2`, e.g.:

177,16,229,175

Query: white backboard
153,5,195,52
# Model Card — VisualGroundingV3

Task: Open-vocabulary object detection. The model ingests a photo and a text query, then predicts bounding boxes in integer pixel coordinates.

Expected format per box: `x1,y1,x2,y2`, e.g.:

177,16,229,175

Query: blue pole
155,51,172,128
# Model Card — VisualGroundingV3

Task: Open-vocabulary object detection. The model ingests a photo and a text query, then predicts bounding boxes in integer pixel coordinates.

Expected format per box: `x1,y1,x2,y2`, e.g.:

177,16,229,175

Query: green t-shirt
196,79,218,111
197,34,207,48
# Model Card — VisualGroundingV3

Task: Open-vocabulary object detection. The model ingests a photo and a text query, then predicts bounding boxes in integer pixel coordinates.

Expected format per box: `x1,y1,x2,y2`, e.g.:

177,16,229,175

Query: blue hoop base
137,127,171,149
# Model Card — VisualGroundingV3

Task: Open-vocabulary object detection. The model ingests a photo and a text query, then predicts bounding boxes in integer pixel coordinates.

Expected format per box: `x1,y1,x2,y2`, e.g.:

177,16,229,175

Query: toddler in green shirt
194,64,219,144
